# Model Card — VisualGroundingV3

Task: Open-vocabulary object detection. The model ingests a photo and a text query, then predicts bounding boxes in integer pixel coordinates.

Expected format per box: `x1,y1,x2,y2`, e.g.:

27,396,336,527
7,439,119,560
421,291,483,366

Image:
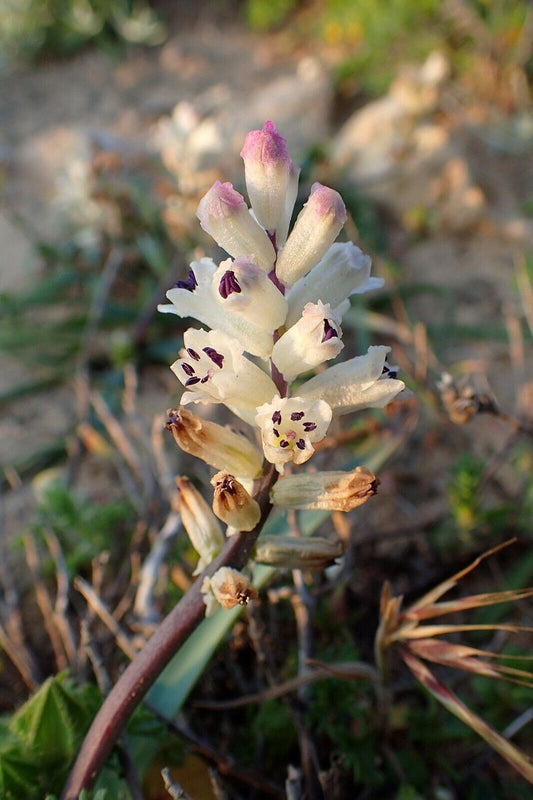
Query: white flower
255,395,332,473
158,257,275,359
240,120,295,233
275,183,347,286
271,301,344,381
286,242,383,328
298,345,405,416
213,257,287,333
196,180,275,271
171,328,276,424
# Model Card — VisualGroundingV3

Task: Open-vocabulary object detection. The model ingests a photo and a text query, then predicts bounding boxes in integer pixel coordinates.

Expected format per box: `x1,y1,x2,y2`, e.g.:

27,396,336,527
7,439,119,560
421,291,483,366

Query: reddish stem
61,463,277,800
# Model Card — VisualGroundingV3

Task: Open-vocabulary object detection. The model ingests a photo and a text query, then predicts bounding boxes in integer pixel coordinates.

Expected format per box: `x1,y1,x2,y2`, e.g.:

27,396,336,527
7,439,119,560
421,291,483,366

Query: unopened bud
254,535,344,569
196,181,275,271
240,120,294,232
176,477,224,575
166,408,262,479
211,470,261,532
201,567,258,616
271,466,379,511
276,182,347,286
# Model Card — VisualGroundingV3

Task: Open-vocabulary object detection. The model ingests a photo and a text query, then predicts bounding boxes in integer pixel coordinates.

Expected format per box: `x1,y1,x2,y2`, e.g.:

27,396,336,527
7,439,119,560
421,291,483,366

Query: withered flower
210,470,261,532
271,466,379,511
201,567,258,616
254,535,344,569
166,407,262,479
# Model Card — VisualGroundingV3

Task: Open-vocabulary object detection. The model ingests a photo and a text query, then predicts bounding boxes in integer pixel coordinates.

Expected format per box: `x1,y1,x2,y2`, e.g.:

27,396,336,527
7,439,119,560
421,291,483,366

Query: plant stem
61,463,277,800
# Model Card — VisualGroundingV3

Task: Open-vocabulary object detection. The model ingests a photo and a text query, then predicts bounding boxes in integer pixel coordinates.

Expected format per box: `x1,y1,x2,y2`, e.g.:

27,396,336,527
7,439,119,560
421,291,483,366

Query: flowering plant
160,120,404,614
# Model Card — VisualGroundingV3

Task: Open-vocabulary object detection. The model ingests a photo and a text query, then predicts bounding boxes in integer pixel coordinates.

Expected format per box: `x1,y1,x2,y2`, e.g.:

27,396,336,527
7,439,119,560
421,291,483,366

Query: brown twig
44,529,78,666
74,576,138,660
24,535,68,670
61,462,277,800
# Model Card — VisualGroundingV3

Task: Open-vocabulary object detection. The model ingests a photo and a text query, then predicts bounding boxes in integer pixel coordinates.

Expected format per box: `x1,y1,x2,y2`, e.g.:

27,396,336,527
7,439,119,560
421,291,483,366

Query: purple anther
200,375,209,383
185,377,200,386
290,411,305,421
382,364,398,379
202,347,224,368
303,422,317,432
280,440,289,448
175,269,198,292
181,363,195,376
273,428,280,437
218,270,242,299
322,319,339,342
272,410,282,425
296,439,306,450
187,348,200,361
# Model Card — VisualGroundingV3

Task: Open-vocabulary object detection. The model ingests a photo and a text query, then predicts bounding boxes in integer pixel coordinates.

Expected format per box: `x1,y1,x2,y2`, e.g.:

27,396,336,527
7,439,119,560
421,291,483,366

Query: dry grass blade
408,639,533,688
404,587,533,621
408,539,516,611
395,623,533,640
402,648,533,783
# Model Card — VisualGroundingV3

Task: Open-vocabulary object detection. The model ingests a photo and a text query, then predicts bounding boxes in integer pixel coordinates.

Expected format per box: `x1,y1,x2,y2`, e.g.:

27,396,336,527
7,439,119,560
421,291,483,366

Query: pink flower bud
196,181,275,271
276,182,347,286
240,121,293,232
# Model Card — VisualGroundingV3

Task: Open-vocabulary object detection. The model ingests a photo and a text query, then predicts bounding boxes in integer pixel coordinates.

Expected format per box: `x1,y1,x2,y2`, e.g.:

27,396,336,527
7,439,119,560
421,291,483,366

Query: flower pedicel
160,120,405,615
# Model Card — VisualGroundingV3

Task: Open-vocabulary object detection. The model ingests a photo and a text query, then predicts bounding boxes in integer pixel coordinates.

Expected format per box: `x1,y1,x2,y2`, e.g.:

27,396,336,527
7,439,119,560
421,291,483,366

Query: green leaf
9,675,98,767
0,743,41,799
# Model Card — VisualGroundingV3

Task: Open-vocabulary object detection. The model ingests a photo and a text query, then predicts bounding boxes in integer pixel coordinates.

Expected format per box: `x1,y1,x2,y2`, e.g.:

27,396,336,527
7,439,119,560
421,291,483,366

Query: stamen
218,270,242,299
382,364,398,379
202,347,224,368
185,377,201,386
280,440,289,448
181,363,195,376
303,422,317,432
273,428,280,437
296,439,306,450
187,348,201,361
322,319,339,342
290,411,304,421
272,410,282,425
175,269,198,292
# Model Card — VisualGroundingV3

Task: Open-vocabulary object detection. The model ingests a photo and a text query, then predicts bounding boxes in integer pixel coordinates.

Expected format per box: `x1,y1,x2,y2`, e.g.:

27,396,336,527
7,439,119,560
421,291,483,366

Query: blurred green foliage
29,480,133,573
244,0,533,95
0,0,165,63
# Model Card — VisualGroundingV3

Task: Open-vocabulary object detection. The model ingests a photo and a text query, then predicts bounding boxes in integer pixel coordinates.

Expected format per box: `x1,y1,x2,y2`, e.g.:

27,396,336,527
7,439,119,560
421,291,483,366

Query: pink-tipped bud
196,181,275,271
240,121,293,232
276,182,347,286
